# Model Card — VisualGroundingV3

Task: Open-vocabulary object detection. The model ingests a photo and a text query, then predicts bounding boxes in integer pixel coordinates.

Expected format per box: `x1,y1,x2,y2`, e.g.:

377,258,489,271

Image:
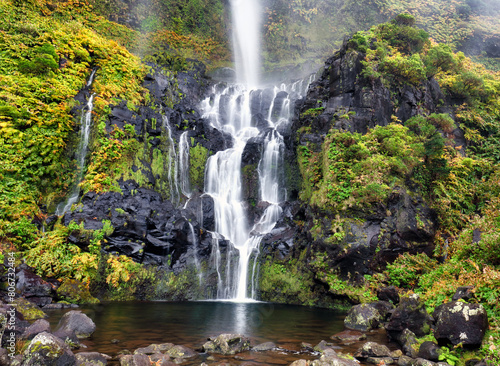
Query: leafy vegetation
262,0,499,73
295,16,500,364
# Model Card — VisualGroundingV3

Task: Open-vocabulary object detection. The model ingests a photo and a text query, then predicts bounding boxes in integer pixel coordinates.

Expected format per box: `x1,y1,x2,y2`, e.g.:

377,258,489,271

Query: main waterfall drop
200,0,295,301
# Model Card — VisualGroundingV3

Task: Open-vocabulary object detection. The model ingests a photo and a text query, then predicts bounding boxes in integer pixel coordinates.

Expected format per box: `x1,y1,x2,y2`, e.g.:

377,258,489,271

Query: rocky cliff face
256,37,467,305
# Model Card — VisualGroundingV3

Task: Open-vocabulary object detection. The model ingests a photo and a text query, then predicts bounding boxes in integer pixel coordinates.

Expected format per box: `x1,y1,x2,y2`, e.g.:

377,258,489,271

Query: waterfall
201,84,297,300
56,71,97,215
197,0,319,301
230,0,261,88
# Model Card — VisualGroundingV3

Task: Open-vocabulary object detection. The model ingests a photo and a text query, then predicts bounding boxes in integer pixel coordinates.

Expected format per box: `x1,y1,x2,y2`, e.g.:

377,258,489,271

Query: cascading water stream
198,0,318,301
56,71,97,215
179,131,191,198
185,0,317,300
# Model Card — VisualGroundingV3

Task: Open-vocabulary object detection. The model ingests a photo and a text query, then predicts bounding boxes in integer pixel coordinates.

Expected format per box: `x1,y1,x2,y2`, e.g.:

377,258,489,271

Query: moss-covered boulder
75,352,111,366
56,279,99,304
433,301,488,347
344,304,382,331
13,297,47,321
22,332,76,366
386,295,433,339
202,334,251,355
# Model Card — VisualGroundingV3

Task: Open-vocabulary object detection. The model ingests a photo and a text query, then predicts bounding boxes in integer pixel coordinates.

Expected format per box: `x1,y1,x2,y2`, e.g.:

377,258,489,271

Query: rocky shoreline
0,265,491,366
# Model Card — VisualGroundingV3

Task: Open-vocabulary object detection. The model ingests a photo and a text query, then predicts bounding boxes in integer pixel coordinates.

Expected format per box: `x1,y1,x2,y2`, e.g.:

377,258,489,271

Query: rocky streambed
0,277,491,366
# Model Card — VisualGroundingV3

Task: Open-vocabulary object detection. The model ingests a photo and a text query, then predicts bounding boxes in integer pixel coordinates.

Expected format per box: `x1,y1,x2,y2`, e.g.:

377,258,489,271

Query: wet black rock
433,301,488,347
344,304,382,331
377,286,400,305
386,295,434,339
418,341,442,362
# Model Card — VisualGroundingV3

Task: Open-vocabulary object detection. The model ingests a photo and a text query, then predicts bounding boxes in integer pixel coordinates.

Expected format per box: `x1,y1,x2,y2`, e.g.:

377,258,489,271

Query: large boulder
433,301,488,347
15,266,54,307
202,334,251,355
386,295,433,339
22,319,51,340
54,311,96,339
22,332,76,366
344,303,382,331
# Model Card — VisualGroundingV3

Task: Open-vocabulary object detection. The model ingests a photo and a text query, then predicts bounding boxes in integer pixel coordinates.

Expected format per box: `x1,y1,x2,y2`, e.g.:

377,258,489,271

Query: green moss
259,256,317,306
189,143,210,192
56,279,99,304
13,298,47,321
241,163,259,205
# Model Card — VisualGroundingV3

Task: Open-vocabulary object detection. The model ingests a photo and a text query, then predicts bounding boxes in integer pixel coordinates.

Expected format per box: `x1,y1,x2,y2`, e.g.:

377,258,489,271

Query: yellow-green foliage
189,143,210,191
259,253,318,306
0,0,146,249
299,124,422,211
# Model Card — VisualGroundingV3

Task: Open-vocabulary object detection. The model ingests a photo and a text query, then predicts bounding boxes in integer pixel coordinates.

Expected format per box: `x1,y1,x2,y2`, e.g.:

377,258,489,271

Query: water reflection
47,301,346,355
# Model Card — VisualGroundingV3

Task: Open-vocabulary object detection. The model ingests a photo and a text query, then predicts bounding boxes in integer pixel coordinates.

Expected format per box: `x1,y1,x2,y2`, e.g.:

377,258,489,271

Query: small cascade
56,70,97,215
178,131,191,198
162,116,181,206
187,222,202,285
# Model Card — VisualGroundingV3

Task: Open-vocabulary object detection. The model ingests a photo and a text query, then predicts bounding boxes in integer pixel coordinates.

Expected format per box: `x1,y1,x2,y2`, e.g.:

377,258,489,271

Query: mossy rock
56,279,99,304
13,298,47,321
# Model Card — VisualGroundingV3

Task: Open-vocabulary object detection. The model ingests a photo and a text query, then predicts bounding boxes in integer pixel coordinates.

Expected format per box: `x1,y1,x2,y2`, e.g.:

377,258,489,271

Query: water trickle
56,71,96,215
162,116,181,206
179,131,191,198
187,221,202,285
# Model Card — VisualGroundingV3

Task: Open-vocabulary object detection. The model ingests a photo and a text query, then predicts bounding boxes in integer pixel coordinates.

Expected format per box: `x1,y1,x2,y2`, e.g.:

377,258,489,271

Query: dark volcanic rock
377,286,400,305
16,266,54,306
354,341,392,358
54,310,96,339
344,304,382,331
433,301,488,347
21,319,51,340
386,295,433,339
418,341,442,362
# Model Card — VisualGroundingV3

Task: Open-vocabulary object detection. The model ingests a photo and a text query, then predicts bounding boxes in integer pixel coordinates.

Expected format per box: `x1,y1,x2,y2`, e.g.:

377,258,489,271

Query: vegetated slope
259,14,500,363
0,0,146,249
262,0,500,72
0,0,227,297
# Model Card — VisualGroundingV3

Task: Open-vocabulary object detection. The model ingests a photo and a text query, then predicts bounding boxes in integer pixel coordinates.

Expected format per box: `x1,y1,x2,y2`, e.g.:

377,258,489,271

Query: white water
197,0,318,301
201,81,296,300
179,132,191,198
230,0,261,88
56,71,97,215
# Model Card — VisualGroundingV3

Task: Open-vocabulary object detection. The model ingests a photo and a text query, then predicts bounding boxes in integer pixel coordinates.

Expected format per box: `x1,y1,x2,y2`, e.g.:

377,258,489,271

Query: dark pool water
46,301,392,365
